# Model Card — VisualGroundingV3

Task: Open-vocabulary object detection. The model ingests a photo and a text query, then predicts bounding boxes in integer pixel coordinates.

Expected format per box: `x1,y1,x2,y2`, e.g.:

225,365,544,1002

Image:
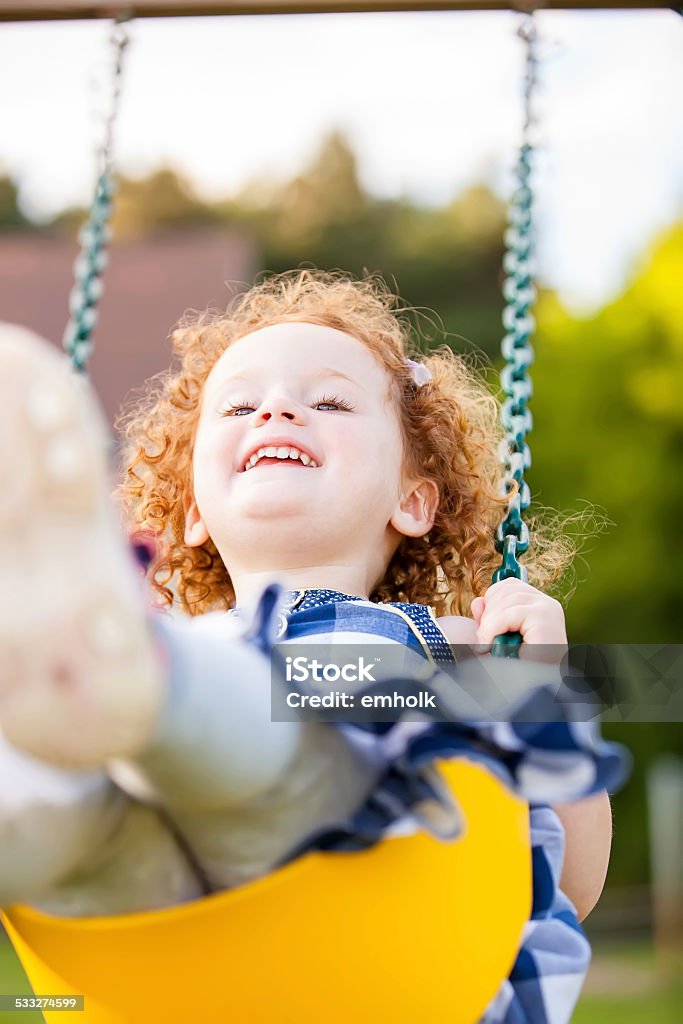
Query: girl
0,271,627,1022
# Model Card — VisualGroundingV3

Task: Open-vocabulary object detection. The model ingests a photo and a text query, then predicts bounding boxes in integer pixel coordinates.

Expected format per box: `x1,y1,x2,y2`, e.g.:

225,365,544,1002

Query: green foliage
111,167,223,238
242,134,507,359
530,228,683,888
0,175,32,231
531,225,683,644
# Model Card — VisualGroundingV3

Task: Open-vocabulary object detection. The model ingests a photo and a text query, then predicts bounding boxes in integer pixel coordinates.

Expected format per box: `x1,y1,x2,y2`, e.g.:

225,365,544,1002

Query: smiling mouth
241,445,319,472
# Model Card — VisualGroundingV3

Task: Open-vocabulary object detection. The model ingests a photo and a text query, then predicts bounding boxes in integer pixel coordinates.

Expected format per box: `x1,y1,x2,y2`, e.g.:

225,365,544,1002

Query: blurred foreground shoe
0,324,165,769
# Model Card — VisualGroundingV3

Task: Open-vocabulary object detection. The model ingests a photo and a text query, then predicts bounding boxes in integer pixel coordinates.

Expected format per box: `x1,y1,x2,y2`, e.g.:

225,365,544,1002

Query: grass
1,926,681,1022
0,929,43,1023
573,941,683,1024
574,988,682,1024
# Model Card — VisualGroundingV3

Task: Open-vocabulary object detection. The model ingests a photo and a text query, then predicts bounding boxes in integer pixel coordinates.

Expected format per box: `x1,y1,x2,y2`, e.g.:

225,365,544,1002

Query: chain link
491,13,538,658
63,18,130,374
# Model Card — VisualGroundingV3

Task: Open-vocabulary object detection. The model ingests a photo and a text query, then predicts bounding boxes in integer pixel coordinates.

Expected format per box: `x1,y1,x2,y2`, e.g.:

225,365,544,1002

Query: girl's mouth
240,444,320,472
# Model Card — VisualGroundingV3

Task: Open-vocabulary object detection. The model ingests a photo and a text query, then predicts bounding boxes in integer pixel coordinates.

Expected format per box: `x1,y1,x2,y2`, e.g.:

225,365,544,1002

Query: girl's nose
255,395,306,425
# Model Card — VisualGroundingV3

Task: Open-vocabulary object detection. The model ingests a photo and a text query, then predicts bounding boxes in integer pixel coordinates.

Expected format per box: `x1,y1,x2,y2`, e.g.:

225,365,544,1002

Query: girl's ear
390,478,439,538
183,492,210,547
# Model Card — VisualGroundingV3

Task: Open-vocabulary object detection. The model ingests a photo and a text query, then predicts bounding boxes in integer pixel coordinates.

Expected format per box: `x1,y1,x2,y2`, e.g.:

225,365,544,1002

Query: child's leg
0,324,166,769
127,608,382,888
0,729,210,914
0,730,126,907
132,608,307,809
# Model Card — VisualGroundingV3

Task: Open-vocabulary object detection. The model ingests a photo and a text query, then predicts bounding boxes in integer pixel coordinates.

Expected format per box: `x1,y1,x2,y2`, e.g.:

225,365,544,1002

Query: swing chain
492,13,538,658
63,17,130,374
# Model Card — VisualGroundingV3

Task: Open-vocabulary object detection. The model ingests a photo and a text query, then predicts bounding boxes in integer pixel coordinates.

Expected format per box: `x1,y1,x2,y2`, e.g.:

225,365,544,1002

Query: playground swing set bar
0,0,674,21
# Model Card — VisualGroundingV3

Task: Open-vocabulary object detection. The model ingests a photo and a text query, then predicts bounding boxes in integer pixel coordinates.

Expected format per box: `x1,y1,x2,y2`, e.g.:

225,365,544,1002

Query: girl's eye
219,394,355,416
219,403,256,417
313,394,355,412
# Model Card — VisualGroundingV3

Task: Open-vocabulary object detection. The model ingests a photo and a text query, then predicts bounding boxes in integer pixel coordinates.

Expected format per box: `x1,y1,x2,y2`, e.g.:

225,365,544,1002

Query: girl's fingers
475,596,539,641
470,597,485,622
476,609,525,646
481,590,537,615
477,610,567,647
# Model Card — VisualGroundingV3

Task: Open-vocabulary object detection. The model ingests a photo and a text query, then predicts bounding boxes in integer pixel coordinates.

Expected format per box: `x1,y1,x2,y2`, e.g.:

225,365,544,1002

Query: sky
0,8,681,312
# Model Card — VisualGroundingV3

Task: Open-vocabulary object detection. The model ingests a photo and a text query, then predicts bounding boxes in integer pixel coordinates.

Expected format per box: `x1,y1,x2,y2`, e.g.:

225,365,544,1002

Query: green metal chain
491,13,537,659
63,18,130,374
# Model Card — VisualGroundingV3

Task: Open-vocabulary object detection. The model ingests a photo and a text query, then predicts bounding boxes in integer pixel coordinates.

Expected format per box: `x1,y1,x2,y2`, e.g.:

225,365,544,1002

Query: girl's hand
470,578,567,661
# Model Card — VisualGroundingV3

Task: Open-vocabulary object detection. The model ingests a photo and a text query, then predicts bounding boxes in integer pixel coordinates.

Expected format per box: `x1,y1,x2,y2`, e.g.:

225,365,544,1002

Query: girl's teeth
243,446,319,469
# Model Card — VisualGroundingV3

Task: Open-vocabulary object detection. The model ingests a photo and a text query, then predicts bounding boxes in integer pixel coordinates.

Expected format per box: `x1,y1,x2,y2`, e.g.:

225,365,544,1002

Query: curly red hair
117,269,575,617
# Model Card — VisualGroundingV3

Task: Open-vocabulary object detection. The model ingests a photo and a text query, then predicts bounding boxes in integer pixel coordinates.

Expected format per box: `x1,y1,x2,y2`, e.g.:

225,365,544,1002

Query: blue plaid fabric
248,585,631,1024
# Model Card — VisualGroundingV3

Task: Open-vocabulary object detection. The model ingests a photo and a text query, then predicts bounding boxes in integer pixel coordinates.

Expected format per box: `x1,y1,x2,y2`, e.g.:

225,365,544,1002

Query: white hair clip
405,359,432,387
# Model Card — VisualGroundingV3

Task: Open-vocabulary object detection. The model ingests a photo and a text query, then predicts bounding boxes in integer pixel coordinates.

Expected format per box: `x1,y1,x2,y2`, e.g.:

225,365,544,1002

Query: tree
266,130,369,250
528,226,683,889
531,225,683,643
250,131,507,360
110,168,221,238
0,174,31,231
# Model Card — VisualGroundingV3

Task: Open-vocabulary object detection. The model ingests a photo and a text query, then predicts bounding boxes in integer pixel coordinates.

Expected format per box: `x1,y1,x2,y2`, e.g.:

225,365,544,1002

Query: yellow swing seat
2,760,531,1024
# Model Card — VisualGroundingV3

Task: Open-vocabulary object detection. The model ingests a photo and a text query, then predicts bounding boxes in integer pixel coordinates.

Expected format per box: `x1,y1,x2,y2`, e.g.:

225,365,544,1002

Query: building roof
0,228,258,425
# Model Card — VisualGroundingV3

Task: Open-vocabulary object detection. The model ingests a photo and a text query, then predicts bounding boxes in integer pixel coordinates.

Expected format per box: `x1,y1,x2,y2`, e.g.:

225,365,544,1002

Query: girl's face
184,322,436,590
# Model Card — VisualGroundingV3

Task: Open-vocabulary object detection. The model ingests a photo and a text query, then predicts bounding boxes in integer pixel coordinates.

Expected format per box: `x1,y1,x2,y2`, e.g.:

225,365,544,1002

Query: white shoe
0,324,166,769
